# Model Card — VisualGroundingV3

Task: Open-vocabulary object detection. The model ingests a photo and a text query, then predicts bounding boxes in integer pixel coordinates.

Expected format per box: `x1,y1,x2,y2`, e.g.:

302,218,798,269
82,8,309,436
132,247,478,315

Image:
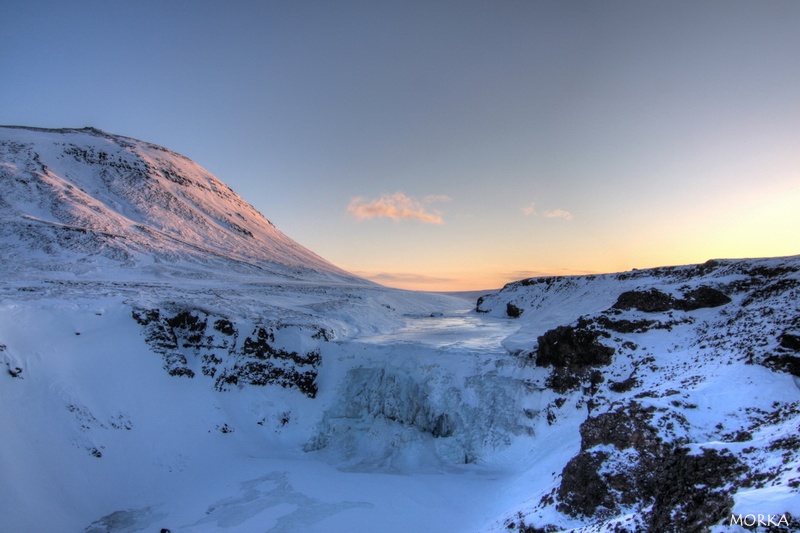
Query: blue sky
3,1,799,290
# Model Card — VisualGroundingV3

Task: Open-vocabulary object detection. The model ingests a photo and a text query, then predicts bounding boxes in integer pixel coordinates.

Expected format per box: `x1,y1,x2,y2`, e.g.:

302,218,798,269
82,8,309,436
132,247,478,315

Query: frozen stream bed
355,308,521,354
2,294,541,533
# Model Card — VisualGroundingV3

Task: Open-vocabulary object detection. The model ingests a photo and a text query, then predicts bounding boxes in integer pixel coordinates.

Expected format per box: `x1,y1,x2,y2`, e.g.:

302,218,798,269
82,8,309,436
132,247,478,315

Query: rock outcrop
132,307,326,397
488,257,800,532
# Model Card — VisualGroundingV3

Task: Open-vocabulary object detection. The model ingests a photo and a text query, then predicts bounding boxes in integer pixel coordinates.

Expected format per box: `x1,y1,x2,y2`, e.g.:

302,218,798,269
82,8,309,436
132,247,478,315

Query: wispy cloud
502,269,552,280
354,271,454,285
542,208,573,220
347,192,448,224
522,202,573,220
522,202,537,216
423,194,453,204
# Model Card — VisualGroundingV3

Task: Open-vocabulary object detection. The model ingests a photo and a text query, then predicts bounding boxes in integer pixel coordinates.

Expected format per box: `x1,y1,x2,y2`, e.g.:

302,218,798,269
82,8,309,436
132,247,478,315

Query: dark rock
595,315,658,333
213,319,236,336
131,308,160,326
507,303,524,318
746,264,800,278
766,435,800,452
536,324,615,393
241,327,278,359
613,289,677,313
545,368,583,394
608,375,639,393
762,354,800,377
780,332,800,351
535,326,614,368
164,353,195,378
612,286,730,313
504,521,560,533
311,327,333,341
580,403,661,452
647,448,746,533
679,286,731,310
741,278,800,306
133,307,321,397
166,310,206,332
557,451,614,518
555,400,747,532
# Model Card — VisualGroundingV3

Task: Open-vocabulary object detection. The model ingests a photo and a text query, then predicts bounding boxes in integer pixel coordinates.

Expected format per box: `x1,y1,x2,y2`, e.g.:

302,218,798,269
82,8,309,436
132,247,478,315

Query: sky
2,1,799,291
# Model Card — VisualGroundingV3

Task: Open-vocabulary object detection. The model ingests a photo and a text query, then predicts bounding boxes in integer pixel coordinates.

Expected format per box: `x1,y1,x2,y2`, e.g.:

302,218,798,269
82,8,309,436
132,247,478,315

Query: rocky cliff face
131,307,329,397
478,257,800,532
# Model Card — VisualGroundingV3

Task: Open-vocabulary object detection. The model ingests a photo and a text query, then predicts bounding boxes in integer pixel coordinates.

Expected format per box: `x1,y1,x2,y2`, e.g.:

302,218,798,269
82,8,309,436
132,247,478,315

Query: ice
356,309,519,353
188,471,372,530
83,507,168,533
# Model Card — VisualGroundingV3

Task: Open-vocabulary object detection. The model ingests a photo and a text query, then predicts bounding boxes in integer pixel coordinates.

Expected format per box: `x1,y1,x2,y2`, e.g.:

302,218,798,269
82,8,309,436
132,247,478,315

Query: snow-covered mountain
1,126,798,533
0,126,356,282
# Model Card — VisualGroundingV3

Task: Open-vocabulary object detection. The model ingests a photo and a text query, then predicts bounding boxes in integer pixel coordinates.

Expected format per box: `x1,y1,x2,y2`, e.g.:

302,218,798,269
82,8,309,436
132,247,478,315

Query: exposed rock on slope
611,285,732,313
479,257,800,532
132,307,328,397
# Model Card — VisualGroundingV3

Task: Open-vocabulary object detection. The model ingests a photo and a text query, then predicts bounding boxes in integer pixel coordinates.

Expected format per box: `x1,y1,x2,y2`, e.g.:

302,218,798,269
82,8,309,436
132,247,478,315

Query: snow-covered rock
480,257,800,532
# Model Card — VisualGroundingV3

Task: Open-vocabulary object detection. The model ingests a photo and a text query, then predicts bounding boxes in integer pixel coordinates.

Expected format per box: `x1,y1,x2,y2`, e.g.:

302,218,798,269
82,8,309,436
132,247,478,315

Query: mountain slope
476,256,800,532
0,125,355,282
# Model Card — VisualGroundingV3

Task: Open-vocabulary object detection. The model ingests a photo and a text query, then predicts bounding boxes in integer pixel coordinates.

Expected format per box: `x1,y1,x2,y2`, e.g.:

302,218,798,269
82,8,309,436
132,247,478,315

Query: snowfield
1,127,798,532
0,286,520,533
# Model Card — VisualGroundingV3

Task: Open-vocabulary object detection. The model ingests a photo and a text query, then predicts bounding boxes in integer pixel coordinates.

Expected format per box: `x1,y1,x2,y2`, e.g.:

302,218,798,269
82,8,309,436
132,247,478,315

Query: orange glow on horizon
354,250,800,293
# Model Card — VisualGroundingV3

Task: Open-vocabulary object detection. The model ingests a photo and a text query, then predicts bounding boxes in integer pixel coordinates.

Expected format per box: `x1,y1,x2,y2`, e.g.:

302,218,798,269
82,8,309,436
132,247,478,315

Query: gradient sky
3,1,799,291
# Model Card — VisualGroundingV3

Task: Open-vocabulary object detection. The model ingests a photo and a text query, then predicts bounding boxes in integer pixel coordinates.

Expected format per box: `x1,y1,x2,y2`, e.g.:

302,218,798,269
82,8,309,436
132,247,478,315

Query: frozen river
3,294,532,533
355,308,520,354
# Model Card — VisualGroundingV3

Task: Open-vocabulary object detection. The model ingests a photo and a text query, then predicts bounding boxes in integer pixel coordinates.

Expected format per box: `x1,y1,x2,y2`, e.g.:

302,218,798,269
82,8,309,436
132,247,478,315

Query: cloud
354,271,454,285
542,209,573,220
423,194,453,204
502,269,552,280
522,202,572,220
347,192,446,224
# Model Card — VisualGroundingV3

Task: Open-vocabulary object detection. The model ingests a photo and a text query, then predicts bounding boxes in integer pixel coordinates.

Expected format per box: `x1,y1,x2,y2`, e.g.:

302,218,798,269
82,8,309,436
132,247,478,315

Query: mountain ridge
0,125,359,283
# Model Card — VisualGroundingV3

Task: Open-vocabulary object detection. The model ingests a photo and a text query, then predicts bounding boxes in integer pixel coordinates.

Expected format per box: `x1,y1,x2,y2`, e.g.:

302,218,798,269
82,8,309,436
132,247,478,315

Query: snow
734,486,800,520
0,292,527,532
0,126,358,283
2,127,799,532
